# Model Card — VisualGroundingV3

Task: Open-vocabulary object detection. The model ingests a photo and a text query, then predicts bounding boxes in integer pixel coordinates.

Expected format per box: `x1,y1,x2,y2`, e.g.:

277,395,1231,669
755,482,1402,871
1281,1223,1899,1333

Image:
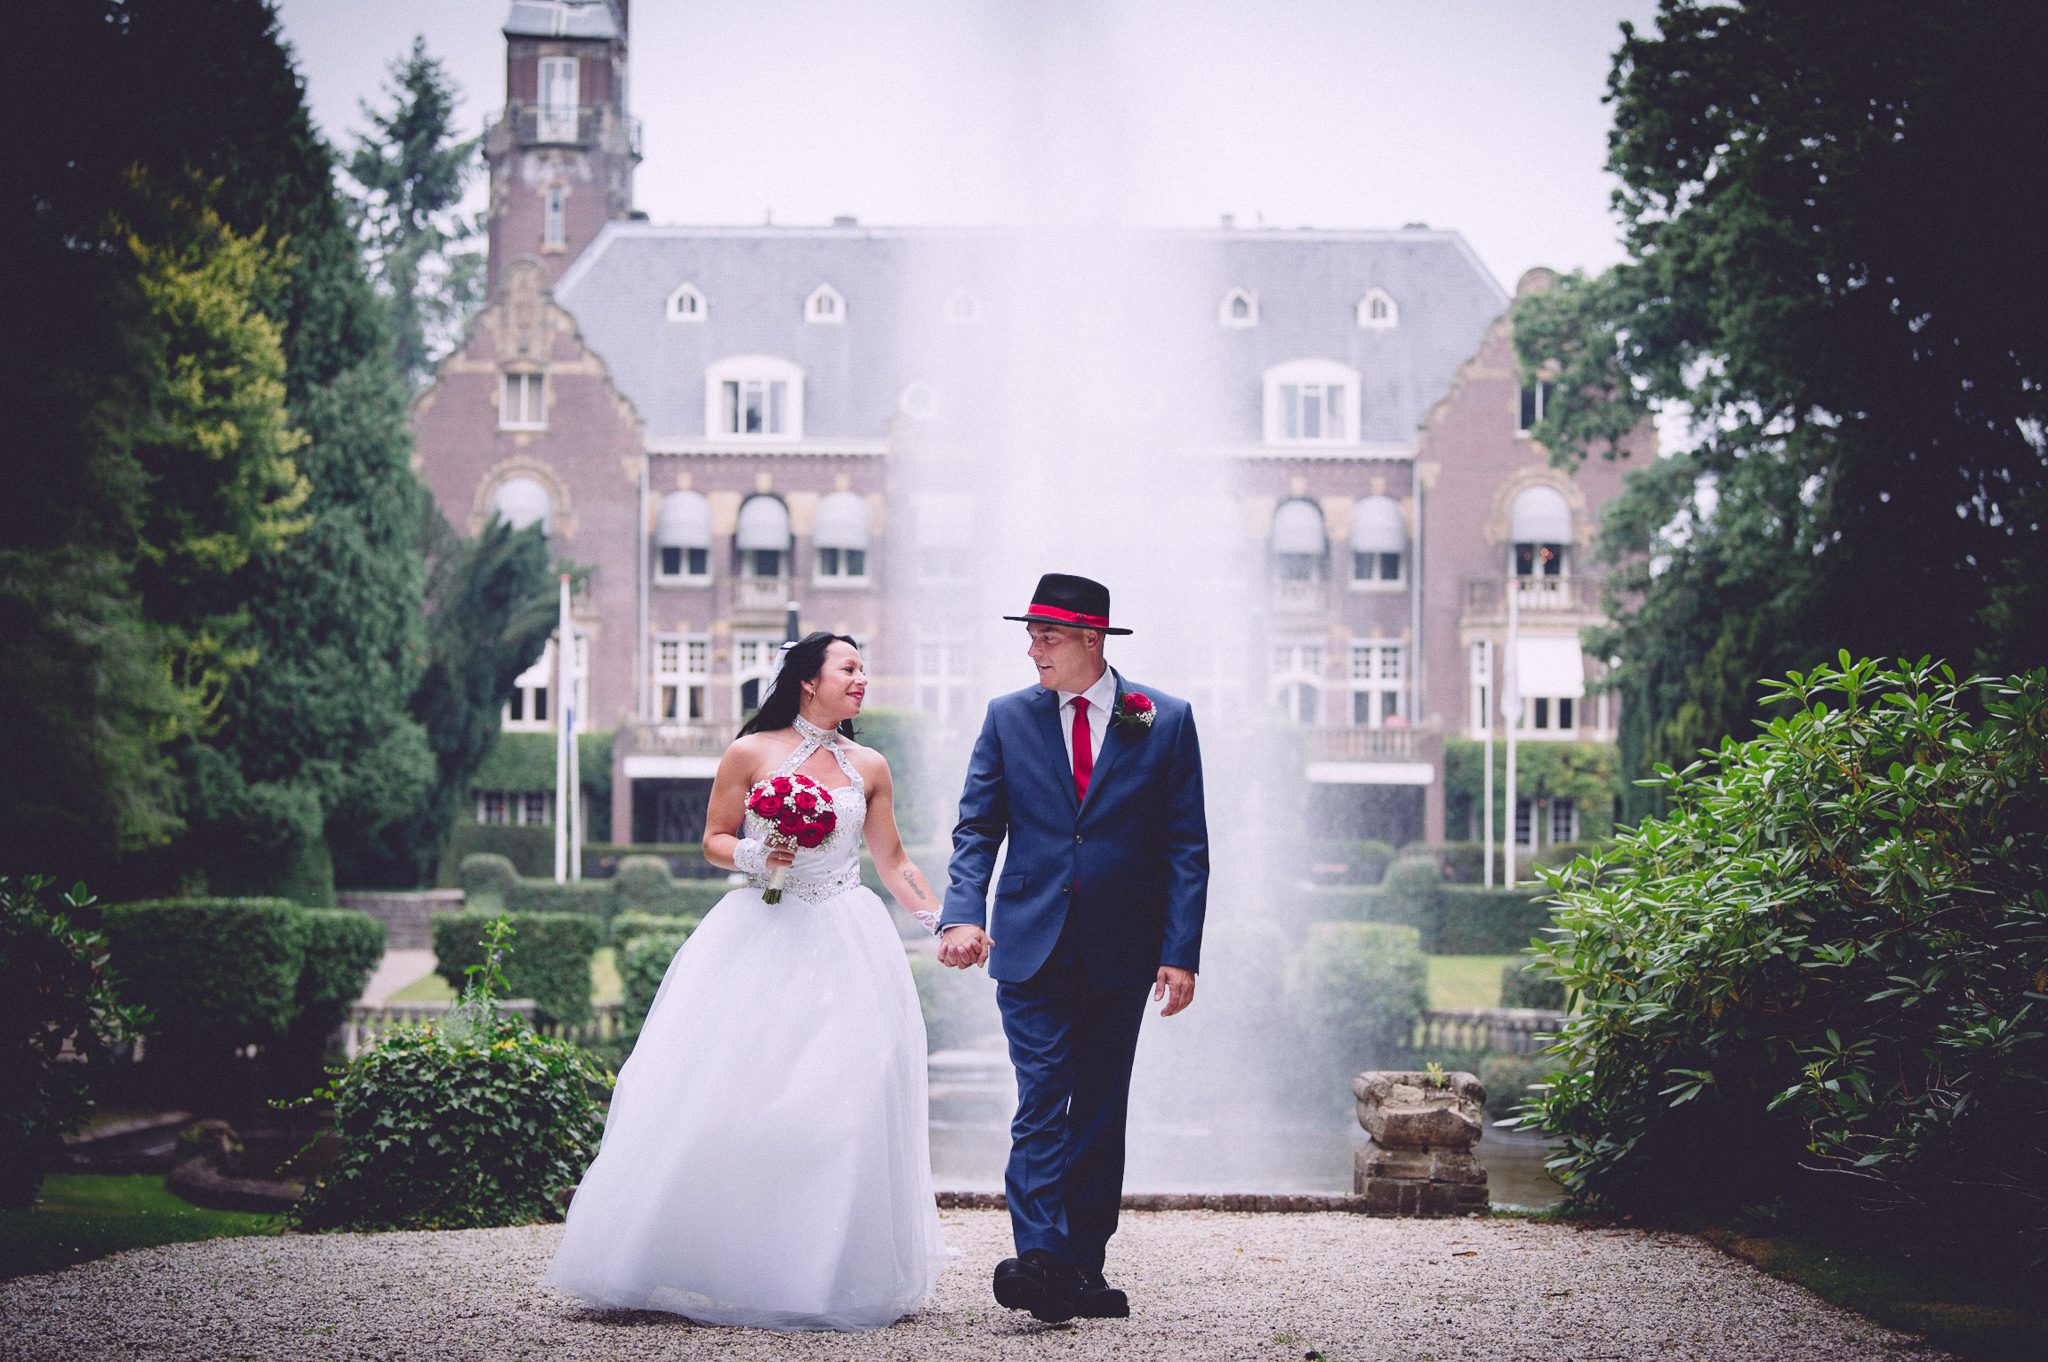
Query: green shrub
1529,659,2048,1239
459,852,731,922
618,930,694,1032
1477,1052,1566,1123
433,912,599,1026
1286,922,1428,1089
439,824,555,884
582,843,719,880
98,898,305,1042
1501,959,1568,1011
1295,839,1398,884
609,911,701,948
276,910,385,1086
1434,885,1554,954
1,879,147,1208
293,921,609,1232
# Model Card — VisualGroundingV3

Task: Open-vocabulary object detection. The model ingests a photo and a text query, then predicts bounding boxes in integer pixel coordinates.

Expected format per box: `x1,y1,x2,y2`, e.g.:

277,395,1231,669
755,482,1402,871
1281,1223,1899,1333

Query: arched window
1219,287,1258,328
1263,359,1359,445
655,490,712,582
944,289,980,324
491,477,552,535
1271,498,1328,582
813,490,871,583
1358,287,1398,329
1350,495,1407,587
705,355,805,440
666,282,707,322
1509,484,1573,577
735,495,792,579
805,284,845,324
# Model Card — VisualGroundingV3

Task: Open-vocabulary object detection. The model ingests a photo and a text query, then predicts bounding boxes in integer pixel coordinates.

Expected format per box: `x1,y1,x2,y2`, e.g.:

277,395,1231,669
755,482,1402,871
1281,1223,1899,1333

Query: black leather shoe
992,1249,1081,1323
1075,1267,1130,1318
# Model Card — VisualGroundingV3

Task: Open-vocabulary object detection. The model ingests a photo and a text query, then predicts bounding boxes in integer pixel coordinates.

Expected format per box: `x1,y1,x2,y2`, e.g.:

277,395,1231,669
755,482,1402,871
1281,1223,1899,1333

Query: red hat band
1024,603,1110,629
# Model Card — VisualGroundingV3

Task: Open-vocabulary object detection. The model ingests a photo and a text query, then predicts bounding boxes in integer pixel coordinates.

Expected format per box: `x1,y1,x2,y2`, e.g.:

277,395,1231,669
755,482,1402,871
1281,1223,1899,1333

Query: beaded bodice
742,716,866,904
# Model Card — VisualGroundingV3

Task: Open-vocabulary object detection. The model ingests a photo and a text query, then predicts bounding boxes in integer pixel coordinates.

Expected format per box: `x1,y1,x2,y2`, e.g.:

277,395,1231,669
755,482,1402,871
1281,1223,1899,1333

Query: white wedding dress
543,721,949,1331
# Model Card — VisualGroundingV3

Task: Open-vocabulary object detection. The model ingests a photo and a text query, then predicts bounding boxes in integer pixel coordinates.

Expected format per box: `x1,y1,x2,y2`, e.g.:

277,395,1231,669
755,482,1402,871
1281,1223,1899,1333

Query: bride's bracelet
910,908,942,936
731,837,769,877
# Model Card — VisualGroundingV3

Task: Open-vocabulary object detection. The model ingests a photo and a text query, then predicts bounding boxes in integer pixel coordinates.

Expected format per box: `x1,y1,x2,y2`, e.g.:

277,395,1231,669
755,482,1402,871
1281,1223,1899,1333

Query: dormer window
704,355,805,441
806,284,845,324
500,372,546,430
1263,359,1359,445
666,282,707,322
1358,288,1398,329
945,289,980,324
1219,288,1258,328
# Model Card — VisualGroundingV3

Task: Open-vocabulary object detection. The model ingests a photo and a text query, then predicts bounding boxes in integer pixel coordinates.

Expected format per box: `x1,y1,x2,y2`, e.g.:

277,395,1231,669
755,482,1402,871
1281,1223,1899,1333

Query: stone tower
487,0,639,291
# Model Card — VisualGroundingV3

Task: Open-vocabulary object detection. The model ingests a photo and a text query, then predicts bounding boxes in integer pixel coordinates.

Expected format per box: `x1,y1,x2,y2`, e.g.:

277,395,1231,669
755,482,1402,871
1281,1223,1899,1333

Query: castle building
413,0,1640,859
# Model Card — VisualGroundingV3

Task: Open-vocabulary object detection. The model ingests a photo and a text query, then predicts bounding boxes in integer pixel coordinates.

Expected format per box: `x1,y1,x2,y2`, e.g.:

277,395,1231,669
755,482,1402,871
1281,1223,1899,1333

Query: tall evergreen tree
1515,0,2048,813
347,38,486,389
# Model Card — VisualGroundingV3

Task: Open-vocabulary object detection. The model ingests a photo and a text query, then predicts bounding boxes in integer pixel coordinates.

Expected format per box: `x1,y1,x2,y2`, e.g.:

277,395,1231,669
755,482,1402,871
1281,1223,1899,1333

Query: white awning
1350,495,1407,553
734,495,792,550
1514,634,1586,698
913,493,975,549
1271,499,1328,554
491,477,552,534
1509,485,1573,543
813,490,871,549
623,754,721,779
655,491,712,548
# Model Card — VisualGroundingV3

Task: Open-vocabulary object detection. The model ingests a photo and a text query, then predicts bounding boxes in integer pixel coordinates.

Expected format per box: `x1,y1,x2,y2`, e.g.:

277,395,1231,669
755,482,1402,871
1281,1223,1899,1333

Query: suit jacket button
1074,833,1084,843
1063,883,1071,893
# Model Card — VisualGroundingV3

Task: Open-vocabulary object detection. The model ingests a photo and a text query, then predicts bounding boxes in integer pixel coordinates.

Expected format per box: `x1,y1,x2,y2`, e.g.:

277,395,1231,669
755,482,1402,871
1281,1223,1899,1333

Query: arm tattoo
904,870,931,902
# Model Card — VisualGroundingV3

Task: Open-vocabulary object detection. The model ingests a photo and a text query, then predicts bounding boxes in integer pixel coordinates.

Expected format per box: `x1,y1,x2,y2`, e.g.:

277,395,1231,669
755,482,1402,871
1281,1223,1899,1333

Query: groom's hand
1154,966,1196,1017
938,924,992,969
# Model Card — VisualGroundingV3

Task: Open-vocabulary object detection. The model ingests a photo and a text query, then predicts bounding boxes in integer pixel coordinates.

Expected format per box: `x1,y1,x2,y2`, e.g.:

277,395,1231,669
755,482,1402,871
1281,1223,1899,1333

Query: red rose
797,828,825,848
753,795,783,818
793,791,817,813
772,776,793,794
778,814,803,836
1126,693,1153,712
817,810,836,830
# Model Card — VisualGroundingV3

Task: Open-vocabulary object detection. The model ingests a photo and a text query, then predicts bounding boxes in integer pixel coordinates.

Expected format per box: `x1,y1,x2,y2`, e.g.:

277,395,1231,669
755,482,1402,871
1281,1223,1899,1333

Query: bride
543,632,951,1331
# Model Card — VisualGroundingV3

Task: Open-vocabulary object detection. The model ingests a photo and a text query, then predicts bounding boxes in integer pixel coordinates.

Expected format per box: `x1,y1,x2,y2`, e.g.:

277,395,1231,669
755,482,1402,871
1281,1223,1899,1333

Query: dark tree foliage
1514,1,2048,813
330,512,554,889
347,37,486,388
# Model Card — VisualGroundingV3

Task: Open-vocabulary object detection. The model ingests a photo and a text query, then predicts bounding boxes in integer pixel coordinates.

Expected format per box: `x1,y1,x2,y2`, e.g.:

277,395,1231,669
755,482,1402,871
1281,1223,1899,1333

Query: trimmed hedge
277,909,387,1085
1434,885,1554,954
1502,958,1569,1011
1287,922,1429,1079
619,930,695,1032
432,912,601,1026
460,853,731,922
1291,857,1555,954
610,911,702,948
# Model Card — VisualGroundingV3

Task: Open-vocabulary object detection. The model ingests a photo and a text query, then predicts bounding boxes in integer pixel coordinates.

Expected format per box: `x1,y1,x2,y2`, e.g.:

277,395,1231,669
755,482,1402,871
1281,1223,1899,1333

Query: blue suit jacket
939,671,1209,990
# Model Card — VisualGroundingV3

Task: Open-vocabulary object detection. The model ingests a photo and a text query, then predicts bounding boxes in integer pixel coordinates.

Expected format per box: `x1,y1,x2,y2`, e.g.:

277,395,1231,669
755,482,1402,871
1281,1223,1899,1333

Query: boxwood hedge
432,911,600,1026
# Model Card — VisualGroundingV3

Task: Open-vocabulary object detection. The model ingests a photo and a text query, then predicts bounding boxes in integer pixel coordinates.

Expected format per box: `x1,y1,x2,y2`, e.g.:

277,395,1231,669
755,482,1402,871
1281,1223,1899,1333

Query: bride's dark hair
738,631,861,739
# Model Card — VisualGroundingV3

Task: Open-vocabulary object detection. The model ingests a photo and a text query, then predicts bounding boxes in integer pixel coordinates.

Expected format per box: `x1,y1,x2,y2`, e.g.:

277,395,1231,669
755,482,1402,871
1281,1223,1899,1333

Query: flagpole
1481,638,1494,889
1503,577,1519,889
554,573,571,885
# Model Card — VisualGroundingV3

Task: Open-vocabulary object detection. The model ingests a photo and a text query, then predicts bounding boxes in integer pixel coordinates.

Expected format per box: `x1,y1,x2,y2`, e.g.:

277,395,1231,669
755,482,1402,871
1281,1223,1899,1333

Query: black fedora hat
1003,573,1133,635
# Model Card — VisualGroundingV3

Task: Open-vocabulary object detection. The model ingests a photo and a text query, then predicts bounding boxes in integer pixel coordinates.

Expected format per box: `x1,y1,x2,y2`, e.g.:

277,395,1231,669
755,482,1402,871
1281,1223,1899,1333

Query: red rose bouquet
745,773,838,903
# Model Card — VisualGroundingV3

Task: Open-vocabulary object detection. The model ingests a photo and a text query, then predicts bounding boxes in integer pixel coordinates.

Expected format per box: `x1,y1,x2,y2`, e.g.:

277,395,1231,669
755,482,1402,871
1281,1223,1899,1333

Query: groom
938,572,1209,1323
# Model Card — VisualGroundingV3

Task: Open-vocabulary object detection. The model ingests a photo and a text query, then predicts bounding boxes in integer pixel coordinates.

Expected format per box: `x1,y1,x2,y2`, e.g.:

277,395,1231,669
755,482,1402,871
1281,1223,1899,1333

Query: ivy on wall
1443,738,1622,843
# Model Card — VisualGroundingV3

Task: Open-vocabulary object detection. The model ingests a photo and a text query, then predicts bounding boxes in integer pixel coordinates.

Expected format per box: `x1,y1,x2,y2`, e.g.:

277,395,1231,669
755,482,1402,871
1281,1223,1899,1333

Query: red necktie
1071,697,1094,802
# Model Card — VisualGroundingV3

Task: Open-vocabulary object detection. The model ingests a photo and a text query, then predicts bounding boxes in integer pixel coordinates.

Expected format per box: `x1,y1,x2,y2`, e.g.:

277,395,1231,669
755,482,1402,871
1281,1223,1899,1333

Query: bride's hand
766,845,796,868
938,924,991,969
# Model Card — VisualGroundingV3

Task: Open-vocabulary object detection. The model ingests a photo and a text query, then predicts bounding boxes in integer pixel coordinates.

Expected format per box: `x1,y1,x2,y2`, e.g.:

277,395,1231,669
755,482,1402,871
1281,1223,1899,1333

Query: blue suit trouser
997,914,1150,1271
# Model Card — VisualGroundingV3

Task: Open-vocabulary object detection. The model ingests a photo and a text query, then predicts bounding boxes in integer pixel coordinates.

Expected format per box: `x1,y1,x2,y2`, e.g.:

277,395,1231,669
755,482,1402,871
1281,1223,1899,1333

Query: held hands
938,924,992,969
1154,966,1196,1017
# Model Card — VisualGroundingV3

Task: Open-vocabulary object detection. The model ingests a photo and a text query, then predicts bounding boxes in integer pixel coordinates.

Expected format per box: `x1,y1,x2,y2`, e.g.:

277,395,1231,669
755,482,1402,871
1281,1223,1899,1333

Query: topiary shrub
292,918,609,1232
612,854,676,903
1434,884,1554,954
618,929,695,1033
1528,659,2048,1241
0,879,147,1207
457,853,519,906
610,910,700,948
432,911,600,1026
1286,922,1428,1106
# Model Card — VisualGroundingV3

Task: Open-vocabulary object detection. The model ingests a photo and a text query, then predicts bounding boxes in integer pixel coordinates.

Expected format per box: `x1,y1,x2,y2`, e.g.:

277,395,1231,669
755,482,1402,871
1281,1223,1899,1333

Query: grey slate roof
504,1,621,39
554,223,1507,450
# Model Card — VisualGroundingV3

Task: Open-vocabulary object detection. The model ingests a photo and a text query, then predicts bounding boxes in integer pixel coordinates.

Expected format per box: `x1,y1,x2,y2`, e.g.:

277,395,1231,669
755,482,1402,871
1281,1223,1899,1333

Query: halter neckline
792,713,834,742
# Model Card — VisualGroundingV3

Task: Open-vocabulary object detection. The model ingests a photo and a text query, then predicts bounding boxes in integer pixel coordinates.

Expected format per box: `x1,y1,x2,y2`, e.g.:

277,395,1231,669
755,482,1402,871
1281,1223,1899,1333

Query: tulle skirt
542,883,949,1331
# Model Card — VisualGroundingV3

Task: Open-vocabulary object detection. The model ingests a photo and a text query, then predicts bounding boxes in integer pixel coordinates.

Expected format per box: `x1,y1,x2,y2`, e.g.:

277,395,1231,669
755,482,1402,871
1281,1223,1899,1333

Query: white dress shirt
1055,666,1118,777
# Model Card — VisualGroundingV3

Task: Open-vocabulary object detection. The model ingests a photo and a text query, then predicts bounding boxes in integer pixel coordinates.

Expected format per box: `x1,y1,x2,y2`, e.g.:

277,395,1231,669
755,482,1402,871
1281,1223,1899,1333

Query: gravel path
0,1210,1950,1361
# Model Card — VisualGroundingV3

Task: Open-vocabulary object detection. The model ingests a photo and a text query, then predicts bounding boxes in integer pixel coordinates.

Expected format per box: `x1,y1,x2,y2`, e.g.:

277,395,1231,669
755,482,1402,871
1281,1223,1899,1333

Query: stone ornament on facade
1351,1069,1489,1217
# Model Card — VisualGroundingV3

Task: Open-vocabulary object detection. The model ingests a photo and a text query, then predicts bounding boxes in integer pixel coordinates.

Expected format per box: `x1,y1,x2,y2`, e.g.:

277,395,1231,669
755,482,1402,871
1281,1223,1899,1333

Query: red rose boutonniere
1110,690,1156,739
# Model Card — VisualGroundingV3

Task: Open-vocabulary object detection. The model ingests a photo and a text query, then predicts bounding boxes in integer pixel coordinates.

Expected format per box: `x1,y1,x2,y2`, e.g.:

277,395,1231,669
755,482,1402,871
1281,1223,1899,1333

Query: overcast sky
274,0,1658,292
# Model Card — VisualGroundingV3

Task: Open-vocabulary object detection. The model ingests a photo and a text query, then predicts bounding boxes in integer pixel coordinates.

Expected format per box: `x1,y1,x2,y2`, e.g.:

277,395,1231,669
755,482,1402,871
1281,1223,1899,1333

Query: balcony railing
732,578,790,620
1270,579,1327,613
1463,575,1596,619
495,103,643,157
1308,726,1433,761
632,717,740,754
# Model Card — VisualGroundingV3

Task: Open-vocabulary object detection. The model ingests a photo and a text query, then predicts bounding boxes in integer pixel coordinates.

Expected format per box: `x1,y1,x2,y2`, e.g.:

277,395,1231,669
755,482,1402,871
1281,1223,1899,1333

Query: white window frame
500,371,547,430
1348,643,1405,728
1518,377,1556,436
654,634,710,723
1270,642,1324,724
1357,288,1399,329
537,57,579,141
915,637,972,724
543,183,566,249
1549,797,1579,844
655,542,711,585
666,282,707,322
1522,694,1580,737
733,636,781,718
805,283,846,324
704,355,805,442
1263,359,1360,446
1219,287,1259,328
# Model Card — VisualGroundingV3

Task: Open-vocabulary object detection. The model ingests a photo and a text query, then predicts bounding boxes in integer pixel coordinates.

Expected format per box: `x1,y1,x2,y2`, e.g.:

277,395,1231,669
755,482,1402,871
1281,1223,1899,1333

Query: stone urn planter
1352,1070,1488,1217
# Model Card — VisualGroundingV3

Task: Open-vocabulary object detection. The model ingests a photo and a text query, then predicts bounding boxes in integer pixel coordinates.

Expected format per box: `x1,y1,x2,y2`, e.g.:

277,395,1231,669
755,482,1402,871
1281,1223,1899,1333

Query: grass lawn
1425,954,1514,1009
385,947,623,1006
0,1175,280,1281
1700,1225,2048,1362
